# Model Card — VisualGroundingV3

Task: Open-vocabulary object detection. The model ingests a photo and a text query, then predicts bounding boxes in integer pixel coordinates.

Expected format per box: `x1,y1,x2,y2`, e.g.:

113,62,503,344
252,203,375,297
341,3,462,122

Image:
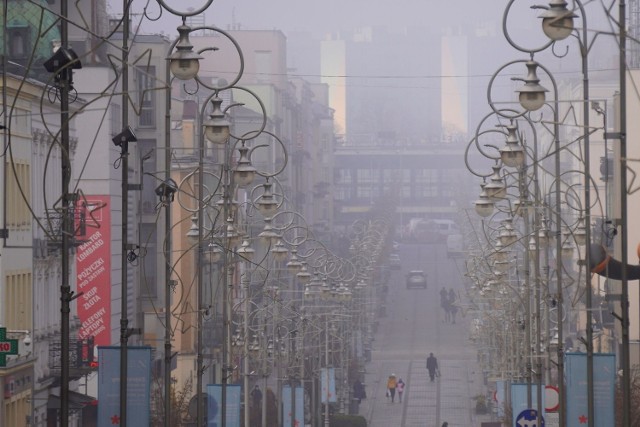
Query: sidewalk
357,354,496,427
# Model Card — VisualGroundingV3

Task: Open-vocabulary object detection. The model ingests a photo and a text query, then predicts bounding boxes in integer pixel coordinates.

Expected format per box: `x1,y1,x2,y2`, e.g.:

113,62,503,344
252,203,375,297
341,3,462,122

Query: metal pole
243,276,250,426
261,371,267,427
163,55,173,427
619,1,631,425
59,0,71,424
196,93,207,427
324,317,330,427
291,380,296,427
575,3,594,424
222,139,231,427
300,319,306,427
119,1,131,425
554,104,565,427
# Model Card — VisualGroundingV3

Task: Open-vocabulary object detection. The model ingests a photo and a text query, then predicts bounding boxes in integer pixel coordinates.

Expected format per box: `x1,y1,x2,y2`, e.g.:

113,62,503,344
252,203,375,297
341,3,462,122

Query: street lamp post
467,2,627,425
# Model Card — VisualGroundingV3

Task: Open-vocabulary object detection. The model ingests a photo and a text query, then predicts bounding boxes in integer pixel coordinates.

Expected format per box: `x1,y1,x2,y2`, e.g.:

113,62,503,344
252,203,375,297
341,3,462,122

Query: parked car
389,253,401,269
406,270,427,289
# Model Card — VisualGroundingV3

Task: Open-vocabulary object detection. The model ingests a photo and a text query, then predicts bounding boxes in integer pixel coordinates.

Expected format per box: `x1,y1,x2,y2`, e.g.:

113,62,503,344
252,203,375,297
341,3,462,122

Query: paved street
357,242,496,427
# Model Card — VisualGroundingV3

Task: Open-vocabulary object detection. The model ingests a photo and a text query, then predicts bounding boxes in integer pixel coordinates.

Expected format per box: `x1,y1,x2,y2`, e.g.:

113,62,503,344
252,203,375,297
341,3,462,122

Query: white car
406,270,427,289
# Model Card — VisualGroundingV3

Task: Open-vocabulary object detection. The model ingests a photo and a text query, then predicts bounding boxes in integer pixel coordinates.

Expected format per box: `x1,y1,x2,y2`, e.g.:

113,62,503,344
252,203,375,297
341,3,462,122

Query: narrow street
357,242,493,427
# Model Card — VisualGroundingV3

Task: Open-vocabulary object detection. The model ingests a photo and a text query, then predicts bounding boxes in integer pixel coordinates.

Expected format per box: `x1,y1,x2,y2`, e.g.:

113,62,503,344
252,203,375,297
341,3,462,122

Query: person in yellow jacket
386,373,397,403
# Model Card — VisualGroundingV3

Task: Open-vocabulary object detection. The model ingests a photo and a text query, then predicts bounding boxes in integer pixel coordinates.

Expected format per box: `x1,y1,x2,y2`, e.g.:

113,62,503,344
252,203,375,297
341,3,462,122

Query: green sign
0,327,19,367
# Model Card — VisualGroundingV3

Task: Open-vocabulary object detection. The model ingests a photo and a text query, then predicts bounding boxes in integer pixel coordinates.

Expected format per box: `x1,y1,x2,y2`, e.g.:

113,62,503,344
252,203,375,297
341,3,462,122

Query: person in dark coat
426,353,439,382
353,379,366,403
251,384,263,406
440,287,451,323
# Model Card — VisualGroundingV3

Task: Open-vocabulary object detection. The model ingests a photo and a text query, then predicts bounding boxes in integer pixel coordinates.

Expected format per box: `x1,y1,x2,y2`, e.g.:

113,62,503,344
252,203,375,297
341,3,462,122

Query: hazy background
113,1,507,36
107,0,621,145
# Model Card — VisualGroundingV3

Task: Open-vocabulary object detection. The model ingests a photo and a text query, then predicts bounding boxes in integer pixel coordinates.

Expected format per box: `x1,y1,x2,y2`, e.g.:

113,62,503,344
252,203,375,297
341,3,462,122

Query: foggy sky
116,0,507,37
108,0,622,145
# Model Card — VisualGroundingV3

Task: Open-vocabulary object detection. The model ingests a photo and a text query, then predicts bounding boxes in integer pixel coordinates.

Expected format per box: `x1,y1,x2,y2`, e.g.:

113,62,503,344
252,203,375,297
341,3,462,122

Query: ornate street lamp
516,61,548,112
538,0,577,41
499,123,525,168
167,19,203,80
203,96,232,144
474,185,495,217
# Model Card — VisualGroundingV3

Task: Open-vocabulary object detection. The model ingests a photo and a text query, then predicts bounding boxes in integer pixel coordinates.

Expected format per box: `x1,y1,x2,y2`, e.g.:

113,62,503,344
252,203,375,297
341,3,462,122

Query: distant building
333,142,474,235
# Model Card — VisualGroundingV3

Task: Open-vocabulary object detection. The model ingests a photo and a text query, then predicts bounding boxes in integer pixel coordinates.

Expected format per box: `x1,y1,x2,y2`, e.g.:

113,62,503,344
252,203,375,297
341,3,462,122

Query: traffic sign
516,409,545,427
545,385,560,412
0,327,19,367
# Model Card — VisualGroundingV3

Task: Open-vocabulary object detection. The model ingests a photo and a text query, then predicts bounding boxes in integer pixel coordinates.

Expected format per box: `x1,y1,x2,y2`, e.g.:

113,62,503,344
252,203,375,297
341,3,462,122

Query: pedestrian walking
353,379,366,403
249,385,263,426
386,373,397,402
426,353,439,382
396,378,405,402
442,422,449,427
440,287,451,323
251,384,263,407
448,288,458,324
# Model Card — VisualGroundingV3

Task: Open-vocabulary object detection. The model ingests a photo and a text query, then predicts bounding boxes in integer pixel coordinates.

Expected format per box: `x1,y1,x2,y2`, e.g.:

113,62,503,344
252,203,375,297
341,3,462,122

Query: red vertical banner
76,195,111,346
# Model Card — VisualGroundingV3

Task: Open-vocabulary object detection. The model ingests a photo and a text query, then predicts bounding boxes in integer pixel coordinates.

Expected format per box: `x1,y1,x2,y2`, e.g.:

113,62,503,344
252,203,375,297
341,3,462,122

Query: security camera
23,334,32,347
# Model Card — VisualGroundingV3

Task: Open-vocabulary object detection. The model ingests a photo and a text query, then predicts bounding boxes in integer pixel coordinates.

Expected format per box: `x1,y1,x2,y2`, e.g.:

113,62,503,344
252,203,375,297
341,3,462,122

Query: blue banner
320,368,336,403
283,385,304,426
510,383,544,427
295,386,304,425
283,386,292,427
97,346,151,427
565,353,615,427
207,384,241,427
495,380,505,418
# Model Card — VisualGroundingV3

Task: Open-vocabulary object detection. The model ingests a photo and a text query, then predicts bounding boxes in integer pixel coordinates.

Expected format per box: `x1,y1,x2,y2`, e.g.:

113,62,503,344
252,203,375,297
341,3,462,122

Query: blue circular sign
516,409,545,427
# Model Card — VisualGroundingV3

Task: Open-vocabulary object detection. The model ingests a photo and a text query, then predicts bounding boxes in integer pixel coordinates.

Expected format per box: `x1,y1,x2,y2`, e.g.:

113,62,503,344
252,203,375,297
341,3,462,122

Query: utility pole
59,0,71,425
119,1,131,425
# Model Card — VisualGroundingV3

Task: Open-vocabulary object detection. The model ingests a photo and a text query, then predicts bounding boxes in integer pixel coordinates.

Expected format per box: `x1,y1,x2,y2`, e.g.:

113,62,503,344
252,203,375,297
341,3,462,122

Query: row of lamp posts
465,1,629,426
45,0,397,424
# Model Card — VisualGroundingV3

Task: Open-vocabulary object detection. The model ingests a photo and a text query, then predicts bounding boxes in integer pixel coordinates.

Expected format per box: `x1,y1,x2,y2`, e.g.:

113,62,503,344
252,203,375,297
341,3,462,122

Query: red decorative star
111,414,120,425
294,420,300,427
578,415,588,424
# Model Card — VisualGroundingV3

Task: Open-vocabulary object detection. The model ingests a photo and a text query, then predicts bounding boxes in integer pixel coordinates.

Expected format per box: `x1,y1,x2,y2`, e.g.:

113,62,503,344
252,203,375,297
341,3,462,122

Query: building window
356,168,376,184
255,51,271,84
356,185,374,201
336,169,351,184
136,66,156,127
5,270,32,329
6,160,31,230
414,169,438,198
8,27,29,60
334,184,350,201
139,140,157,215
440,169,458,198
140,223,157,298
111,104,122,137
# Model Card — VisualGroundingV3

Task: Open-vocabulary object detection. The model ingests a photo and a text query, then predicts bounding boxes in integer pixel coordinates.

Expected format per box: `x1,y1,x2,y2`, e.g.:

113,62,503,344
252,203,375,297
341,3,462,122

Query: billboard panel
207,384,241,427
565,352,615,427
320,368,336,403
282,385,304,427
76,195,111,346
97,346,151,427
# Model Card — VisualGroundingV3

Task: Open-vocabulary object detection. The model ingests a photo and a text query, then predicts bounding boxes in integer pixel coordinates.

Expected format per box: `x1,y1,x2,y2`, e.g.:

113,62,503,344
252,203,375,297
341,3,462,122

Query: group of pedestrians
385,352,440,405
440,287,459,324
385,373,405,403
